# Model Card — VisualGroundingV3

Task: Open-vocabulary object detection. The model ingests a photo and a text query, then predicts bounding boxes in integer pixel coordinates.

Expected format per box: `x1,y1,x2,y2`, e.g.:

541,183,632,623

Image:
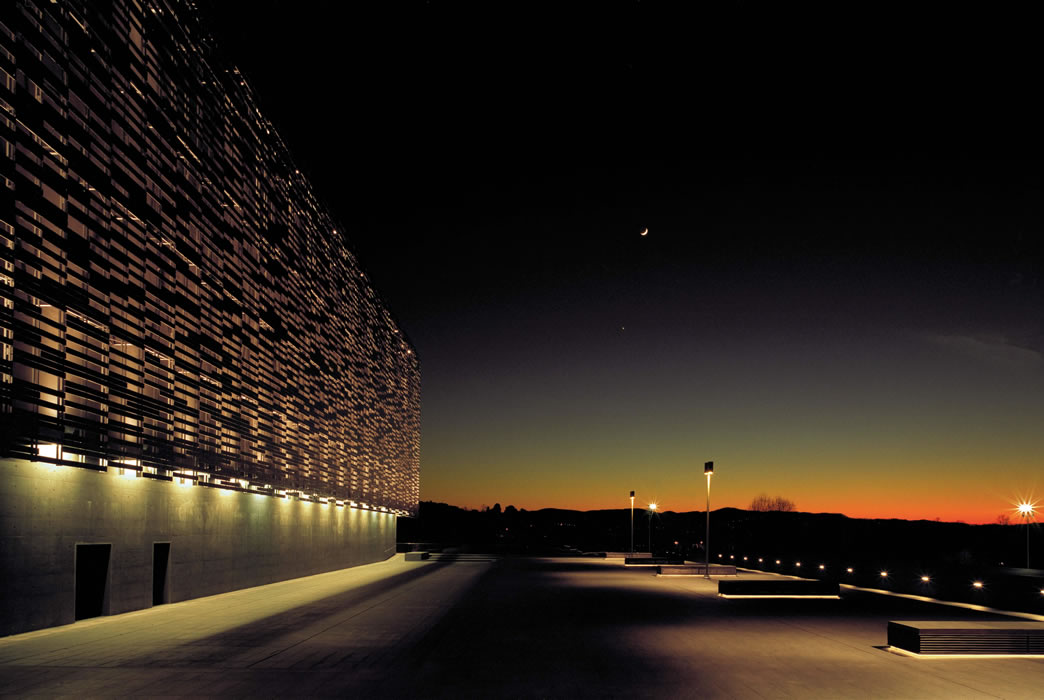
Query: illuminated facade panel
0,0,420,515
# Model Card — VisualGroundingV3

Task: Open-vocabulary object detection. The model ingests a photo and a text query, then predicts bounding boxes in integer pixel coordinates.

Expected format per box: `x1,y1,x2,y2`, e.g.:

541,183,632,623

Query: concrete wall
0,459,397,637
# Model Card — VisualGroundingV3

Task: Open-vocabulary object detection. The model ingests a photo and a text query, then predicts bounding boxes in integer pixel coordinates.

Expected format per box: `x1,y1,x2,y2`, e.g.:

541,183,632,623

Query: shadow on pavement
124,557,480,667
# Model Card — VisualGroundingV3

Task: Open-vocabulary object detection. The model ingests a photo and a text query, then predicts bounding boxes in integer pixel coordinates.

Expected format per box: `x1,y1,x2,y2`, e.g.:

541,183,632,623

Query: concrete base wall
0,459,397,637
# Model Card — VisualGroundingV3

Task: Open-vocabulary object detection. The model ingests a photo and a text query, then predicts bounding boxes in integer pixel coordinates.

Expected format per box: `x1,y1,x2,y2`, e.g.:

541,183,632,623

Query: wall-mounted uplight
37,443,60,461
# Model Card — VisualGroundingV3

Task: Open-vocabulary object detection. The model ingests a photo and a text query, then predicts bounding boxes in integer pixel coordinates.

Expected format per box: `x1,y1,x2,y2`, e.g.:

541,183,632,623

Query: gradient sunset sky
207,2,1041,523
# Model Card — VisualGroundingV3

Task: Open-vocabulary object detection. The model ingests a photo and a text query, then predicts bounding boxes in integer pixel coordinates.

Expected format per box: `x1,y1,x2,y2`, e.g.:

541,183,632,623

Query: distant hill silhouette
398,502,1044,612
400,502,1032,568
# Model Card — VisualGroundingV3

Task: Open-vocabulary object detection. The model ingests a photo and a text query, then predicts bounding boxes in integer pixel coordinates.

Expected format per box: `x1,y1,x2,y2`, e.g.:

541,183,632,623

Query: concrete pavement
1,555,1042,697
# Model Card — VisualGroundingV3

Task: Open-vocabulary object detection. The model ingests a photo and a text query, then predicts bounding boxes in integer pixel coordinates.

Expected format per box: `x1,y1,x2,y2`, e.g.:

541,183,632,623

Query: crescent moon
640,228,648,236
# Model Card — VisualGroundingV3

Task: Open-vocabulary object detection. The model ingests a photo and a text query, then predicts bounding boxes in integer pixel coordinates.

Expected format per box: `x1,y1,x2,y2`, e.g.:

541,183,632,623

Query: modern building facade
0,0,420,636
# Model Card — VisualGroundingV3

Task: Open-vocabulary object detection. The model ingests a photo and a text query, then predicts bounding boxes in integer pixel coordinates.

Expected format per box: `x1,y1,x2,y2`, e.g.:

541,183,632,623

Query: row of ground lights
104,461,411,517
717,554,1044,597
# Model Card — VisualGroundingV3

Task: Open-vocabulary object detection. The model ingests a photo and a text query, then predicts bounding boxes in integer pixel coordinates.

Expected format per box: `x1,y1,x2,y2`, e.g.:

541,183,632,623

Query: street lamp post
704,461,714,579
1017,502,1035,568
648,503,658,554
630,490,635,556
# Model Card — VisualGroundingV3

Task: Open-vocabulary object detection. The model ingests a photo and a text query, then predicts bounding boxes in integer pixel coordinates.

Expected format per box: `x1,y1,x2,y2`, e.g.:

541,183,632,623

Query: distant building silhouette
0,0,419,636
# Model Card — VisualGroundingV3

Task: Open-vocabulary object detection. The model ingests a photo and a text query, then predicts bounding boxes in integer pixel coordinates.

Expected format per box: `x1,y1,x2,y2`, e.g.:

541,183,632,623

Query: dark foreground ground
1,555,1042,698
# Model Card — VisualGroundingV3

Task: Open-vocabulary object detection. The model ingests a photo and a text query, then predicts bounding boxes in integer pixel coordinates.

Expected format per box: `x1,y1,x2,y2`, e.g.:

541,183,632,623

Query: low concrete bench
625,557,684,566
888,621,1044,655
404,551,430,561
718,578,839,598
657,565,737,576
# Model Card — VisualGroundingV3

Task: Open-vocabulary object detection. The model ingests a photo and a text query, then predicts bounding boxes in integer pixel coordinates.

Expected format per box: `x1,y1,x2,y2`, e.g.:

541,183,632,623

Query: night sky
204,2,1041,523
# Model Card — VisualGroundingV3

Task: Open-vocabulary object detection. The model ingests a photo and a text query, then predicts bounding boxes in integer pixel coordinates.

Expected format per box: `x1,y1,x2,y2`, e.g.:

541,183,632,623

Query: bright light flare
1010,495,1038,520
648,503,657,511
921,576,931,583
972,581,984,589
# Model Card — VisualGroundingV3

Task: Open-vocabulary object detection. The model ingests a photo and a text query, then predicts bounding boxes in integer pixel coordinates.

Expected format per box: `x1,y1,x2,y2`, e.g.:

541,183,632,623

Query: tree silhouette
750,494,796,512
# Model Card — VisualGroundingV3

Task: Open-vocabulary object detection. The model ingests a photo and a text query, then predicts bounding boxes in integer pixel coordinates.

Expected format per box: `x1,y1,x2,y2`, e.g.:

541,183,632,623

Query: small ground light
743,556,748,561
758,558,763,563
819,564,825,570
880,571,888,578
795,562,801,567
775,560,781,565
730,555,735,560
921,576,931,583
846,567,854,574
973,581,984,589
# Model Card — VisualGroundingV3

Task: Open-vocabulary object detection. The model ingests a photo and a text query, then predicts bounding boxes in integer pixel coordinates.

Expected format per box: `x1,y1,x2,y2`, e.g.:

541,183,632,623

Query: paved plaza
1,555,1042,698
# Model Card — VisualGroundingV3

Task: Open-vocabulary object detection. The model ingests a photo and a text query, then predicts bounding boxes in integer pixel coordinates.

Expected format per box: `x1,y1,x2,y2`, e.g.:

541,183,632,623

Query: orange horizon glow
421,481,1038,524
421,496,1022,525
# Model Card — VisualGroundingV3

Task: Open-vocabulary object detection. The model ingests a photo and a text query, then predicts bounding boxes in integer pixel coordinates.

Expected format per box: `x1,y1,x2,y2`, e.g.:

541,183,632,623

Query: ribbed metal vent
890,621,1044,655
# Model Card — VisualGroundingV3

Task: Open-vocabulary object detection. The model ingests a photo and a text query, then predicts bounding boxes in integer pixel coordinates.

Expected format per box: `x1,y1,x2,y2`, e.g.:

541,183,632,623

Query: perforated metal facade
0,0,420,516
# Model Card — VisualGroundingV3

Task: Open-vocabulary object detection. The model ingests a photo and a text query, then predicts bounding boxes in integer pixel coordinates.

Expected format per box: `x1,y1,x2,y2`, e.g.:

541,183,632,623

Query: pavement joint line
773,619,888,659
741,568,1044,621
837,584,1044,622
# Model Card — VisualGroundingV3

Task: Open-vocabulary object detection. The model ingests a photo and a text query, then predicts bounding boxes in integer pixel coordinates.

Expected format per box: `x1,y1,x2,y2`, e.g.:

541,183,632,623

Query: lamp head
704,461,714,475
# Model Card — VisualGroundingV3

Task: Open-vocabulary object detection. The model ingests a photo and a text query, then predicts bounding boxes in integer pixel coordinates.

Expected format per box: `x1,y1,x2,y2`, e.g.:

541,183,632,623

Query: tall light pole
648,503,658,554
1017,502,1036,568
630,490,635,555
704,461,714,579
